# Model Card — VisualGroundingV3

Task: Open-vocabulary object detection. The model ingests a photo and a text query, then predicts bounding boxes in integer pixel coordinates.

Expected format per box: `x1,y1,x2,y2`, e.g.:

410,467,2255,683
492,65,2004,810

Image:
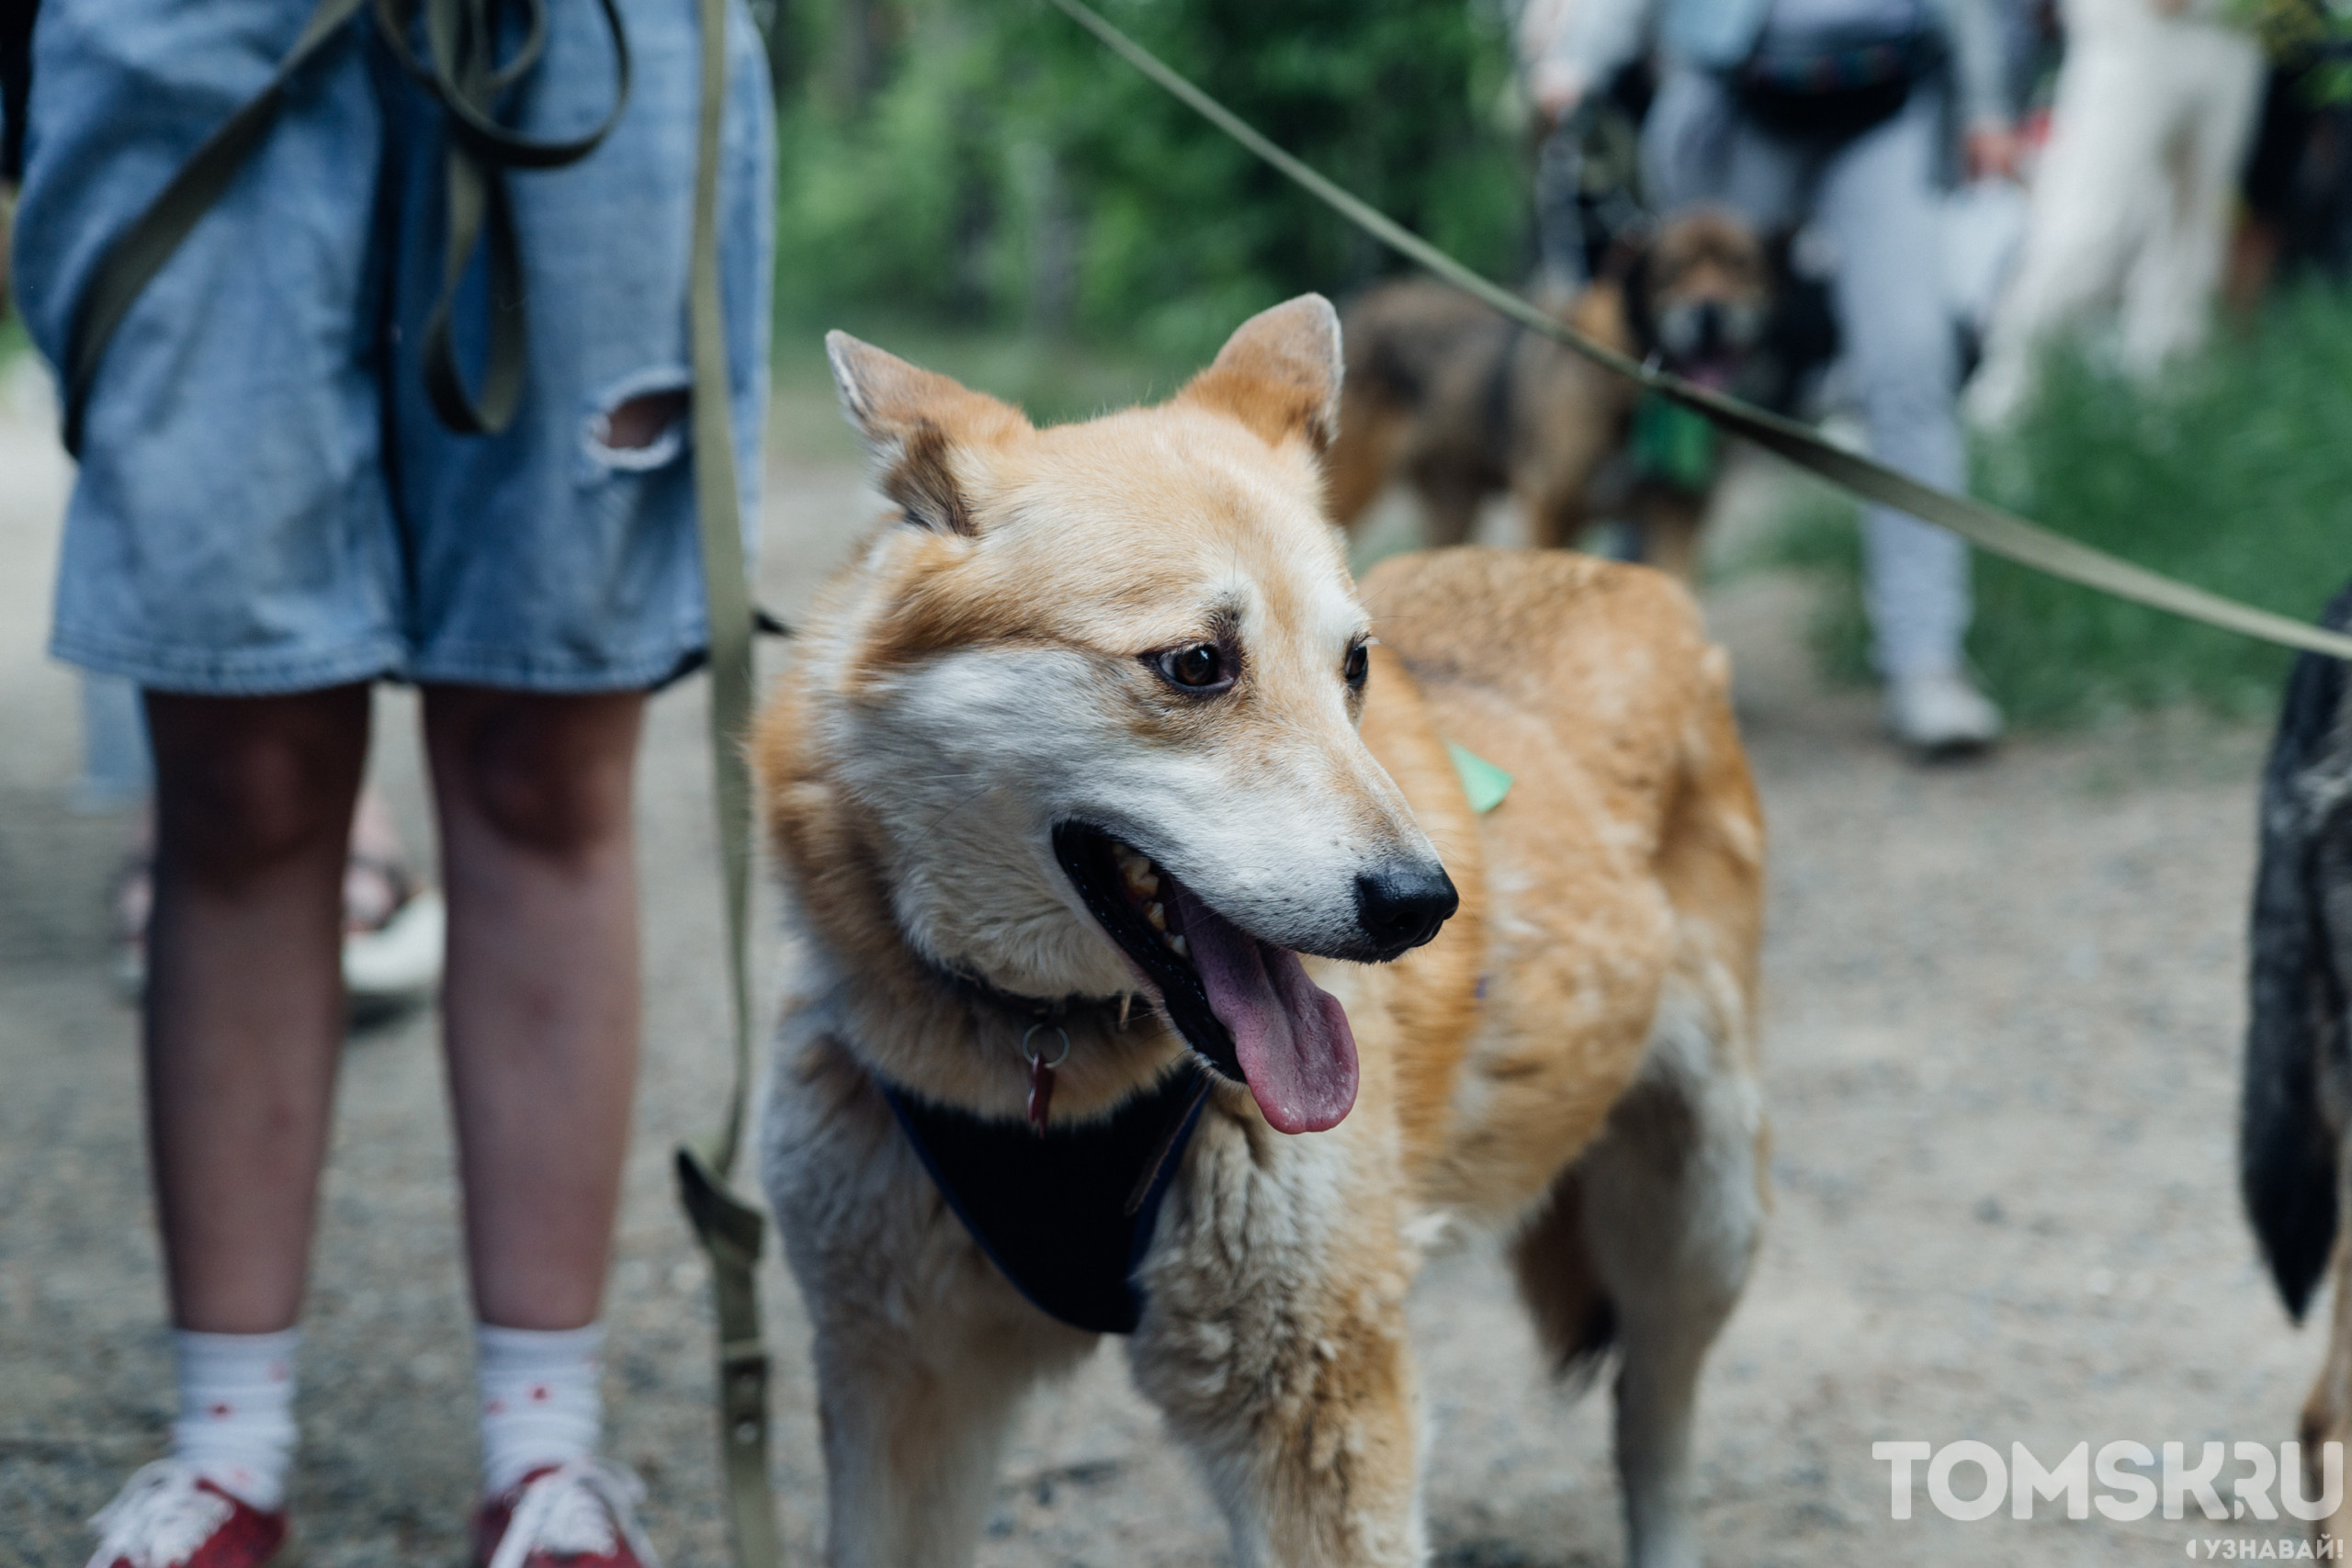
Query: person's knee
467,748,631,858
152,701,366,880
447,696,641,858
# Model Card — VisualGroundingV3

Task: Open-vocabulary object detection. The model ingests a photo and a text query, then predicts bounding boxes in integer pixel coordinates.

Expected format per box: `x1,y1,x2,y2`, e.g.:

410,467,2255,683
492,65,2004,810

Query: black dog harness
878,1059,1213,1336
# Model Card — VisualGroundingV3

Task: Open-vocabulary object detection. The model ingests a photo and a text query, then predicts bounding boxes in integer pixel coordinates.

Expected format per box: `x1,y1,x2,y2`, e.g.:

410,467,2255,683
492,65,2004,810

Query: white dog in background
1966,0,2263,426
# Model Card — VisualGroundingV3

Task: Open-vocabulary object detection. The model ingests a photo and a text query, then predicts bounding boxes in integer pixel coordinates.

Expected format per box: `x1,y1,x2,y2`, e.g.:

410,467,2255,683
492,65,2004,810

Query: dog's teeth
1114,843,1161,884
1145,901,1167,931
1167,934,1188,958
1129,869,1159,897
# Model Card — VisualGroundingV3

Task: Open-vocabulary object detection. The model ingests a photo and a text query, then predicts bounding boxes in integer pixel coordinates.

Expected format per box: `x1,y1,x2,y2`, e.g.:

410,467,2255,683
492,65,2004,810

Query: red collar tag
1021,1025,1071,1136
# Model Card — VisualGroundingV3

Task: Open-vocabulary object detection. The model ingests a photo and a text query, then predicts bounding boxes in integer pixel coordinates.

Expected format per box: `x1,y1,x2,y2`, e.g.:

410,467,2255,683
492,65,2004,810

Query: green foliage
769,0,1528,364
2230,0,2352,103
1782,288,2352,727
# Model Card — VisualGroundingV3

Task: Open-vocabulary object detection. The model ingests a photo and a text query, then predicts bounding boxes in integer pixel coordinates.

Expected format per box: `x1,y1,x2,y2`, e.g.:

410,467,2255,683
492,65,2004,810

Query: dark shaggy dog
2242,578,2352,1537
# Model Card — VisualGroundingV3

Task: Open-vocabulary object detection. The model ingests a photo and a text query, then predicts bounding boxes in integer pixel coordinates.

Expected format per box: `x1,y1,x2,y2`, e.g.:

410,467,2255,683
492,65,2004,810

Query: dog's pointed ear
826,331,1029,536
1176,294,1344,454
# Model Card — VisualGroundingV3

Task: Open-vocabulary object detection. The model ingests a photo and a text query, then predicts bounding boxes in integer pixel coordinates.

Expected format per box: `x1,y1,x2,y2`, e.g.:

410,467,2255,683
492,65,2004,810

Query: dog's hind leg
1516,481,1589,553
2300,1210,2352,1541
1517,981,1766,1568
1632,485,1708,585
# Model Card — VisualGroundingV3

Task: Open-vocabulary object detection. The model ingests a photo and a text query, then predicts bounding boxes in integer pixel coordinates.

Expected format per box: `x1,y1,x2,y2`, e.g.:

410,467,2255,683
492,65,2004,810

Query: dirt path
0,383,2323,1566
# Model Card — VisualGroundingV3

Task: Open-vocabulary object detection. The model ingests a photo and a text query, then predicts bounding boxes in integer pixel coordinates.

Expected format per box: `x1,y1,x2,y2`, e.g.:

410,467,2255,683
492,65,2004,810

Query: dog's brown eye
1159,644,1226,690
1343,642,1369,688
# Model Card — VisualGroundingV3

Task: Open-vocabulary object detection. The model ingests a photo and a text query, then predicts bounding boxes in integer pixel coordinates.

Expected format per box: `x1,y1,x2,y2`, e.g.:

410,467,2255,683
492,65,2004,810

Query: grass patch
1781,288,2352,727
767,315,1196,466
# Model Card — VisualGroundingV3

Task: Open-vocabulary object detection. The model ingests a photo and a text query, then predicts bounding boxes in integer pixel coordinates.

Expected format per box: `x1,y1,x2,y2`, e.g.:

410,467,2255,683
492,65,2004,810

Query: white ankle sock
476,1323,604,1496
170,1328,300,1512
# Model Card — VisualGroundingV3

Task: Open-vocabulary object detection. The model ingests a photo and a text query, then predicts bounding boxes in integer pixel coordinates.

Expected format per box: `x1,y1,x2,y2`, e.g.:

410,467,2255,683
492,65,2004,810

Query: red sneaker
85,1461,294,1568
471,1459,659,1568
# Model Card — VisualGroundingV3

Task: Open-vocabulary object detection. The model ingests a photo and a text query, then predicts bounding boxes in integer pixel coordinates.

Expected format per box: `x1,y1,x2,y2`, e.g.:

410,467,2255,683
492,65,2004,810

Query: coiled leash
1043,0,2352,666
58,4,786,1564
61,0,630,452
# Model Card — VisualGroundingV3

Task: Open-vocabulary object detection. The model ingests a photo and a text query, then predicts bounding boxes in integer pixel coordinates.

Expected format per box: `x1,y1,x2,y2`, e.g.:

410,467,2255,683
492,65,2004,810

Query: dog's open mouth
1678,357,1740,393
1052,822,1358,1134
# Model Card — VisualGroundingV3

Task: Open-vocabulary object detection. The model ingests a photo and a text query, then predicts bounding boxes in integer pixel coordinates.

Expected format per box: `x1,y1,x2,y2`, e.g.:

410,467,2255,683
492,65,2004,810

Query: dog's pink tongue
1179,895,1358,1134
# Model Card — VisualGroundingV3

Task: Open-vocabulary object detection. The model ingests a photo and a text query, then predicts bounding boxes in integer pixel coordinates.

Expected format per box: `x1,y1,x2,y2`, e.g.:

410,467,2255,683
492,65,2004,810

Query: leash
59,0,630,454
670,1,784,1564
1042,0,2352,666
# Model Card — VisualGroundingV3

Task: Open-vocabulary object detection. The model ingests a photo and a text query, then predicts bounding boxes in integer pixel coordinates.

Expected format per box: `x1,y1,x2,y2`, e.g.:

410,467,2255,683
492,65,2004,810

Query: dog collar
877,1062,1213,1336
926,959,1139,1032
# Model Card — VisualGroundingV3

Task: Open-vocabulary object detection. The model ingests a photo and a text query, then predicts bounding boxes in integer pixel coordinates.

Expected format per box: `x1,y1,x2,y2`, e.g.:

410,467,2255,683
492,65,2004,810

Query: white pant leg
1965,39,2163,424
1815,89,1975,679
1648,73,1974,677
2117,22,2262,375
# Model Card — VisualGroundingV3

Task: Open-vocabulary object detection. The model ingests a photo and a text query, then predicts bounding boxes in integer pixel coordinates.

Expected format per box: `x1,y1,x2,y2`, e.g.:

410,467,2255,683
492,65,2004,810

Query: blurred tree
770,0,1527,361
746,0,797,98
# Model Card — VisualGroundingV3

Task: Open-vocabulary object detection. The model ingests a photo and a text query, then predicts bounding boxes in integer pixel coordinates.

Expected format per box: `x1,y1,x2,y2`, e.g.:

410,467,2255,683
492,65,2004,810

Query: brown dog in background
1327,206,1770,581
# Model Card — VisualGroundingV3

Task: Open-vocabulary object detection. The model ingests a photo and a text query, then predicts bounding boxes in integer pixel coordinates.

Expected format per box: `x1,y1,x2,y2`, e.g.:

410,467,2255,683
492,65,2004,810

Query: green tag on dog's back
1446,742,1512,815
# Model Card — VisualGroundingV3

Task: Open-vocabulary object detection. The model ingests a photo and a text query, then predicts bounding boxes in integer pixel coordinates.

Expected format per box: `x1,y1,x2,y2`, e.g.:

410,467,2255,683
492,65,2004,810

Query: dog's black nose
1355,864,1459,957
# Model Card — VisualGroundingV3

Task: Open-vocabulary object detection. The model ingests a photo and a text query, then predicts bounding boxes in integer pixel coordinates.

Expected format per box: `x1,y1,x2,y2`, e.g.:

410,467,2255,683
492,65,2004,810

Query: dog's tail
2242,581,2352,1321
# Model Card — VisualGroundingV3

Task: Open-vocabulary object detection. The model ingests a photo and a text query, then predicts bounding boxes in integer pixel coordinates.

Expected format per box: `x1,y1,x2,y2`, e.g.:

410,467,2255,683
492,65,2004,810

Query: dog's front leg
807,1305,1085,1568
1128,1108,1424,1567
1630,483,1708,586
765,1033,1095,1567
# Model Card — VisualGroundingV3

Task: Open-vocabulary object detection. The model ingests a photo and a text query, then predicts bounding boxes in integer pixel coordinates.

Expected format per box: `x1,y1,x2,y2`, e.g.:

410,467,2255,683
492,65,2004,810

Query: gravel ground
0,372,2327,1568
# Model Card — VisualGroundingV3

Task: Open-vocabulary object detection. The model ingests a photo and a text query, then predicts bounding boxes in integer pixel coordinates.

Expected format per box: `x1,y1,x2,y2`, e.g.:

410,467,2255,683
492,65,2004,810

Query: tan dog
755,296,1768,1567
1326,208,1771,581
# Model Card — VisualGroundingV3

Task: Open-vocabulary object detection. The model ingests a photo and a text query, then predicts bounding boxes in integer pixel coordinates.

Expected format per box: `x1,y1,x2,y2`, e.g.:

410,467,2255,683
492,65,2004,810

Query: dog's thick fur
755,296,1768,1566
1325,209,1770,582
2244,580,2352,1540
